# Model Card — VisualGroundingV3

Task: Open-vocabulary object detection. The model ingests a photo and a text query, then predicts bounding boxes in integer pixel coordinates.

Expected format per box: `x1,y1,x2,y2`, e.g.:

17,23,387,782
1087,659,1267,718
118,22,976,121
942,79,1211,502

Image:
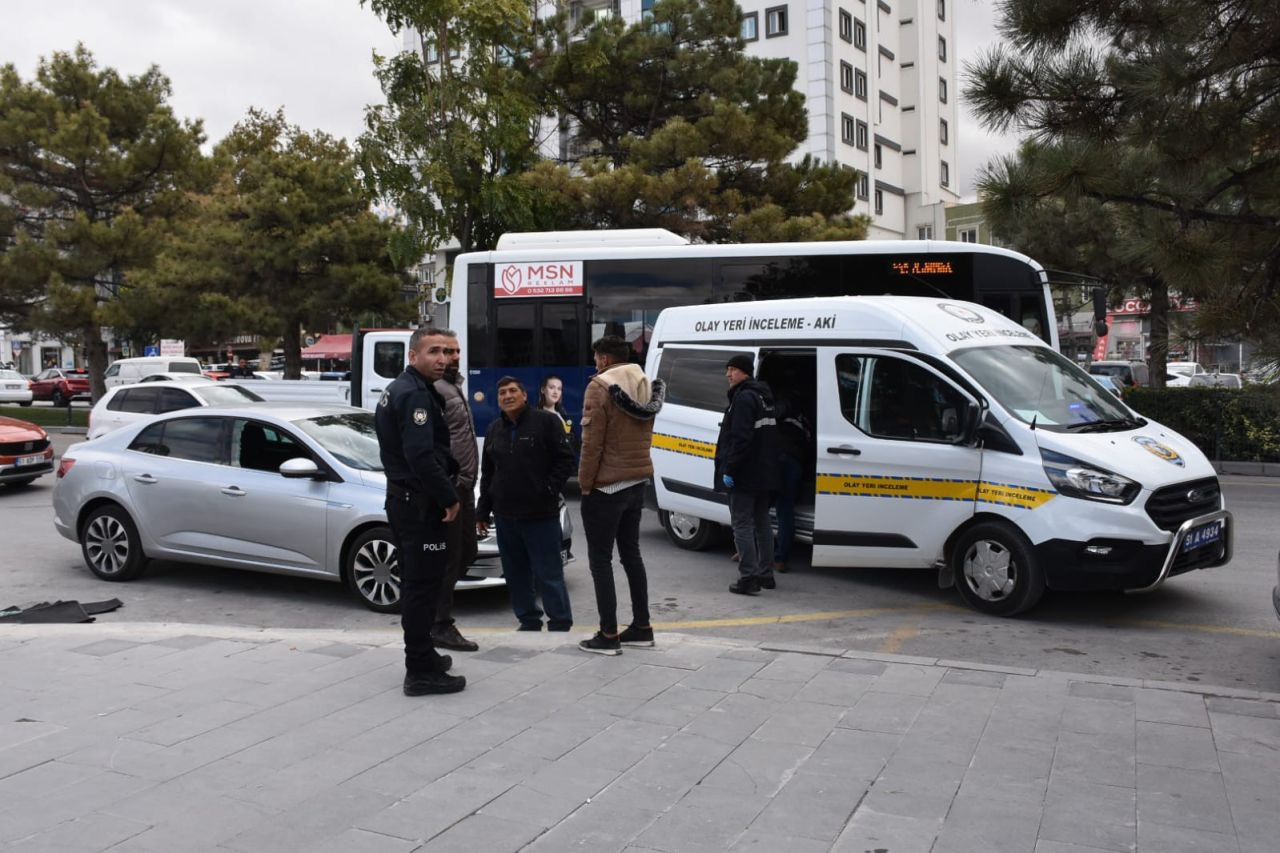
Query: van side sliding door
812,347,982,569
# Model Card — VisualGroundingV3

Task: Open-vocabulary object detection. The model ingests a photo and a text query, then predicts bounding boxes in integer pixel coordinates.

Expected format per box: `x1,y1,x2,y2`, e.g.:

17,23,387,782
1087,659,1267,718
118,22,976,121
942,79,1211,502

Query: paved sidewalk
1,624,1278,853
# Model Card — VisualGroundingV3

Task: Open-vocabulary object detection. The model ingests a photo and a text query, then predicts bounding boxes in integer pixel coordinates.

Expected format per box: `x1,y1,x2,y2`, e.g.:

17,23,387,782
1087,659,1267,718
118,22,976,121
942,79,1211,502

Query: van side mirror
279,457,323,479
1092,287,1109,337
956,400,983,446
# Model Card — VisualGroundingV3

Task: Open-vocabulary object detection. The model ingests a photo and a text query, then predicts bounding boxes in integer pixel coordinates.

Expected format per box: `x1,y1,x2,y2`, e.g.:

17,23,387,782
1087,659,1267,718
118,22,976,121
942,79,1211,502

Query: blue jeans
773,454,804,565
495,516,572,630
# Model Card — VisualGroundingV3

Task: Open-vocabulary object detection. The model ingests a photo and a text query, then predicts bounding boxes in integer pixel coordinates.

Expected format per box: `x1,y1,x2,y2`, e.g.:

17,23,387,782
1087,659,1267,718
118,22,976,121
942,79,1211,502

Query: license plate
1182,521,1223,552
16,454,44,467
5,384,20,389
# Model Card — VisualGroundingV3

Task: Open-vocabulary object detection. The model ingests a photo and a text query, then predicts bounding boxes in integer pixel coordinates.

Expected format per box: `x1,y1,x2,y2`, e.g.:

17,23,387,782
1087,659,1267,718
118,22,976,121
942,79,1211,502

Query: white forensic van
646,296,1232,616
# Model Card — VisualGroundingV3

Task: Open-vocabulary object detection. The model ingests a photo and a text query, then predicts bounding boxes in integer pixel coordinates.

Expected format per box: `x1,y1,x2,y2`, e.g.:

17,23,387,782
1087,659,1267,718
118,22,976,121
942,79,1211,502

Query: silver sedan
52,405,569,611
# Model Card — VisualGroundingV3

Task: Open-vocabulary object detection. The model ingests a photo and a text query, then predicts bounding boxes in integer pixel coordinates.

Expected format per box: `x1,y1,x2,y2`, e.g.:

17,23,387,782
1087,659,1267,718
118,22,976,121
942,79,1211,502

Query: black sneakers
729,577,761,596
760,576,776,590
403,671,466,696
432,625,479,652
579,631,622,655
619,625,655,647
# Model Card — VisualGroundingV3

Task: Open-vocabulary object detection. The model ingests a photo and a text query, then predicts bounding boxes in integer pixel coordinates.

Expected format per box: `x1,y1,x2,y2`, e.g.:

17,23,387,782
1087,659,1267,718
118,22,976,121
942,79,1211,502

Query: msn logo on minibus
495,261,585,298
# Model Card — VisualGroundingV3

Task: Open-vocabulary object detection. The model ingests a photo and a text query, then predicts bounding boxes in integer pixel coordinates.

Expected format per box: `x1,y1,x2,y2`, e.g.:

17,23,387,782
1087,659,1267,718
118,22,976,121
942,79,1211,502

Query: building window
765,5,788,37
940,118,948,145
874,143,882,169
856,173,869,200
853,18,866,50
840,61,854,94
855,68,868,100
424,39,440,64
939,77,948,103
938,0,945,20
839,9,852,42
938,36,947,62
741,12,758,41
941,160,950,187
841,113,856,145
959,227,977,243
874,188,884,215
918,224,934,239
856,119,869,151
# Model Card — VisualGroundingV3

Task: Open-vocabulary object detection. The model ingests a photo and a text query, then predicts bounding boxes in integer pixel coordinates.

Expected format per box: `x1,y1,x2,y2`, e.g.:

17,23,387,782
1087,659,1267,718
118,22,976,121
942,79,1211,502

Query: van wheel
346,526,402,613
951,521,1045,616
660,510,717,551
80,505,147,581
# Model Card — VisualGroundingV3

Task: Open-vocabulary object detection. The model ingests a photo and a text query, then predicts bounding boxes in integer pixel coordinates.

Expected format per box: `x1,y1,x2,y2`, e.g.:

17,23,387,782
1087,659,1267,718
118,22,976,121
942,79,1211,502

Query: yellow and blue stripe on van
652,432,717,459
816,474,1056,510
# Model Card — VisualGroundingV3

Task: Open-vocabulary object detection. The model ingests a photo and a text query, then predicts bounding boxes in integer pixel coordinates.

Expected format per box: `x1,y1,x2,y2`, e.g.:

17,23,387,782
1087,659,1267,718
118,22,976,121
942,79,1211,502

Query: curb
43,426,87,434
4,621,1277,705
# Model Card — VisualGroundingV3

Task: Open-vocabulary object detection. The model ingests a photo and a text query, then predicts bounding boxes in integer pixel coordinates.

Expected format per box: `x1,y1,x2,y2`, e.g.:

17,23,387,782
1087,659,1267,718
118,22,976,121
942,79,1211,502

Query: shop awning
300,334,351,360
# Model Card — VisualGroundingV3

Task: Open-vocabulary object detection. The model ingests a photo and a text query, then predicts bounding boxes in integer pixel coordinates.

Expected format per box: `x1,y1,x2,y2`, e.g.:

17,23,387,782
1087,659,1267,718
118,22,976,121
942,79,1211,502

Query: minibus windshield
950,345,1142,433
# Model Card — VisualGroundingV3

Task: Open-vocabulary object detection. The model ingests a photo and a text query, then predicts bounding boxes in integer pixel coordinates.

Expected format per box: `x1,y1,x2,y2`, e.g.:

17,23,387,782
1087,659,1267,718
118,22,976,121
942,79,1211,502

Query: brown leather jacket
434,373,478,486
578,362,666,492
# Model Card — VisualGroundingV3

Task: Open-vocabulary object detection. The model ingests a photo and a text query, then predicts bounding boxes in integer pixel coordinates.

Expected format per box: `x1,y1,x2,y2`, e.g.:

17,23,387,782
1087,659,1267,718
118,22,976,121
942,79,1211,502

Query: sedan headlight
1041,449,1140,504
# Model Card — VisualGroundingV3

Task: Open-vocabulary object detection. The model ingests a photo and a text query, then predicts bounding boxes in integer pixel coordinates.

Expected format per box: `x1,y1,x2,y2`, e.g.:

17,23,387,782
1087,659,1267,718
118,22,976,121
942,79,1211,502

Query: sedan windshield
194,385,263,405
951,345,1140,432
294,412,383,471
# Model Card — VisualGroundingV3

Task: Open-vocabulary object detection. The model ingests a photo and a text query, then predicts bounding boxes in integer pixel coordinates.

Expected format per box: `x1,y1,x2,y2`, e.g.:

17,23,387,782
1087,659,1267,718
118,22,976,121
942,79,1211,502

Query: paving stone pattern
0,628,1277,852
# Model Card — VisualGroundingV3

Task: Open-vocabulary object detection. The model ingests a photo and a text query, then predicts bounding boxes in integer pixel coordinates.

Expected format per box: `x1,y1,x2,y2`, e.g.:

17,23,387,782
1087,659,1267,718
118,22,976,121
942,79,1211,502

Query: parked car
1188,373,1242,389
103,356,204,388
0,415,55,487
0,369,33,405
1088,360,1149,389
29,368,91,406
87,382,265,440
1166,361,1207,387
54,405,571,611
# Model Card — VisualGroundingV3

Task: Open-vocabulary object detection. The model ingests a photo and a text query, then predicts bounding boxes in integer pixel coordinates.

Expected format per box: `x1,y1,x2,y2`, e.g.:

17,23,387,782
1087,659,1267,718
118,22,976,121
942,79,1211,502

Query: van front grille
1145,478,1221,532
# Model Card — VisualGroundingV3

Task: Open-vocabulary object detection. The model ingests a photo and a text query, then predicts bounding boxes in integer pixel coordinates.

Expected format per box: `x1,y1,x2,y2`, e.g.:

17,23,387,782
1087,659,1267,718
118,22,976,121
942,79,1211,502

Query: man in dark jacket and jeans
714,354,781,596
477,376,576,631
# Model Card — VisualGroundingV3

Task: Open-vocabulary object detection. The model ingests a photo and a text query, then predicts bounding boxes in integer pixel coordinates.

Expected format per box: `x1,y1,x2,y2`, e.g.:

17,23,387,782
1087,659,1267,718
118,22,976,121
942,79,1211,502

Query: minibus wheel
660,510,717,550
951,521,1045,616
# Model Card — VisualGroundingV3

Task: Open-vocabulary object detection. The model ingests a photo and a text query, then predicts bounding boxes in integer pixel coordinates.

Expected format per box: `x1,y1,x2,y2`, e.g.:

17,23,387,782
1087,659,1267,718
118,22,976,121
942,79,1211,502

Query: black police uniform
374,365,459,677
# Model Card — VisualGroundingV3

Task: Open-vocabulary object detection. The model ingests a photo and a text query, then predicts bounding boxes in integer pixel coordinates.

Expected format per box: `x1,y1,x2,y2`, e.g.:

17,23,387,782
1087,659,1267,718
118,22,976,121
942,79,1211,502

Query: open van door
812,347,983,569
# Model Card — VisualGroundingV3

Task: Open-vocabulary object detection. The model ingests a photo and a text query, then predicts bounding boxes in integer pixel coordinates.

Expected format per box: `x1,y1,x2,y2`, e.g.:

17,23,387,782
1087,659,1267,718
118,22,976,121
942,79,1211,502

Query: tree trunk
282,320,302,380
84,325,109,403
1147,276,1169,389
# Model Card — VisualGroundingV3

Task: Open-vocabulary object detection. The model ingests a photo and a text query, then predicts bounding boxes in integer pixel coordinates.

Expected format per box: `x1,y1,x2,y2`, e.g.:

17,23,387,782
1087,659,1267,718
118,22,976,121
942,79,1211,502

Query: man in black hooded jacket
714,354,781,595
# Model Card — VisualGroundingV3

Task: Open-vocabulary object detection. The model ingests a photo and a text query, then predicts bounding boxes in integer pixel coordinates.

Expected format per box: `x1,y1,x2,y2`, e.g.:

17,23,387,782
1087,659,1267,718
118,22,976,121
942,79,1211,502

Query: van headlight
1041,449,1140,504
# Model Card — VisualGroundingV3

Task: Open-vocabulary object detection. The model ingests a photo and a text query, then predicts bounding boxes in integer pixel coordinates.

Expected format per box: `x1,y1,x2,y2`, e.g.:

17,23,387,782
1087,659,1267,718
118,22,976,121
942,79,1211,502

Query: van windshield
951,345,1142,433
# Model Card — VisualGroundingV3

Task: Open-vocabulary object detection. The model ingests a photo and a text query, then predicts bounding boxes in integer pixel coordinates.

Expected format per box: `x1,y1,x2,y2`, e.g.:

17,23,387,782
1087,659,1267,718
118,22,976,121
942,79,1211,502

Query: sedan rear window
194,385,263,405
168,361,200,374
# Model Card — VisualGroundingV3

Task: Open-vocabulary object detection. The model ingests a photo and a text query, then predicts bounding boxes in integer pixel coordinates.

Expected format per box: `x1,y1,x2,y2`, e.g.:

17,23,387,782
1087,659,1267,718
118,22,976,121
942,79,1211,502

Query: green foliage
1125,386,1280,462
518,0,867,243
966,0,1280,374
0,405,87,428
133,110,412,378
359,0,541,254
0,45,205,398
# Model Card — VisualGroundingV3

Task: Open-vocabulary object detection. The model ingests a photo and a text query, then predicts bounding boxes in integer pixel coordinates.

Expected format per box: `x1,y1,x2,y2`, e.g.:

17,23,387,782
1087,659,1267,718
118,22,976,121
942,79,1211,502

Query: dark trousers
581,484,650,635
773,454,803,565
437,484,478,630
495,515,572,630
728,489,774,579
386,496,448,675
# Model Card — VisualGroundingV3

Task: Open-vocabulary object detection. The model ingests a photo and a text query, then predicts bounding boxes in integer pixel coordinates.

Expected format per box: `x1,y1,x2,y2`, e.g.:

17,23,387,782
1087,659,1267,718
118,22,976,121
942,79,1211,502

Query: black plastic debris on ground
0,598,123,624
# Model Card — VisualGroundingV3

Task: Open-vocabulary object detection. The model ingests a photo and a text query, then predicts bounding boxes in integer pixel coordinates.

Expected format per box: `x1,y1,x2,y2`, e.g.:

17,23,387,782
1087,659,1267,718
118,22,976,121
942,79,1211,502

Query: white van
646,297,1232,616
104,356,203,387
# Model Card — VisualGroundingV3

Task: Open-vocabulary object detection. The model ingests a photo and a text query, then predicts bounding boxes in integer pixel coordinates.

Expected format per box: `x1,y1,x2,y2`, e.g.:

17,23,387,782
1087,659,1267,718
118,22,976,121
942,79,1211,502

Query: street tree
0,45,204,398
519,0,867,243
965,0,1280,382
133,110,412,378
358,0,541,262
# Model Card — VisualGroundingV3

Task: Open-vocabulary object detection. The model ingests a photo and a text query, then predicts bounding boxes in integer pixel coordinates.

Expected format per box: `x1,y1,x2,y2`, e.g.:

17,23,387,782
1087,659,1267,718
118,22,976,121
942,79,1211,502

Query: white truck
227,329,414,410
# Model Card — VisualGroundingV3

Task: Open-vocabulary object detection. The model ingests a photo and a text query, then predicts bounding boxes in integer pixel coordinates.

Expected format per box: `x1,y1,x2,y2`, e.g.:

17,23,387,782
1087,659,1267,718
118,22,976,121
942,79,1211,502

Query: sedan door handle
132,473,157,484
827,446,862,456
220,486,246,497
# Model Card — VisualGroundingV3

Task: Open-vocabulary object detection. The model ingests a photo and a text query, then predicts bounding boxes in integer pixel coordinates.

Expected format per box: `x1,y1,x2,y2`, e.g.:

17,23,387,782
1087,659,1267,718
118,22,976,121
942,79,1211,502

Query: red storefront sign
494,261,584,298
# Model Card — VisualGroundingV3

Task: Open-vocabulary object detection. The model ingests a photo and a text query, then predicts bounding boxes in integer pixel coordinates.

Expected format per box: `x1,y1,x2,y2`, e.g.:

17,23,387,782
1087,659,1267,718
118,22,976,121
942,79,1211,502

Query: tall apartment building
404,0,959,239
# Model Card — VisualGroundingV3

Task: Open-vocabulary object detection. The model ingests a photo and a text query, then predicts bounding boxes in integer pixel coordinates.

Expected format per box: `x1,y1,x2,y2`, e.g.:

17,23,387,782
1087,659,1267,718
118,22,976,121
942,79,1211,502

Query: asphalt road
4,433,1279,692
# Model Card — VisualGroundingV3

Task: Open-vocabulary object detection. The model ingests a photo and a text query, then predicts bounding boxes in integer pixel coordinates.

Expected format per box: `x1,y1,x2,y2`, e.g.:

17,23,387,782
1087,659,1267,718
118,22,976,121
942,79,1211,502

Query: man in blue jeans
476,376,576,631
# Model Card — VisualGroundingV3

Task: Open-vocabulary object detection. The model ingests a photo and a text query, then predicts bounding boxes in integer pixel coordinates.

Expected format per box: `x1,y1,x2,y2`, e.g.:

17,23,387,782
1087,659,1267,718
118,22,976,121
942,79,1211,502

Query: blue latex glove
722,474,735,489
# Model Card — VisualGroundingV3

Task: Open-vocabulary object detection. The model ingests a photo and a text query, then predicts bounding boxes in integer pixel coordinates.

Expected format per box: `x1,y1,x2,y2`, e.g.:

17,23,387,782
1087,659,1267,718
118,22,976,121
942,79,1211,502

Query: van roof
651,296,1046,355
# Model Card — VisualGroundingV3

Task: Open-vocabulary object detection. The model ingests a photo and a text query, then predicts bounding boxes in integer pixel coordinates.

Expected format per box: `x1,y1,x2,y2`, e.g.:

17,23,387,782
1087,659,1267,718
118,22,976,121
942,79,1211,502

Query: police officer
374,327,466,696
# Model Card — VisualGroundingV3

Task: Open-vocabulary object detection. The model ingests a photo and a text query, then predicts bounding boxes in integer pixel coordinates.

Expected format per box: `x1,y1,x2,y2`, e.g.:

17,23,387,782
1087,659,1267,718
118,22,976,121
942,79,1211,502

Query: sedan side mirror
279,457,323,479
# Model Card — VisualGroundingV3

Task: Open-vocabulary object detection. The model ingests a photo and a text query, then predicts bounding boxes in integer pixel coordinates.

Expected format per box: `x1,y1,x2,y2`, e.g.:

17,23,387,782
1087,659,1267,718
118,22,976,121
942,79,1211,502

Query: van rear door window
656,347,753,412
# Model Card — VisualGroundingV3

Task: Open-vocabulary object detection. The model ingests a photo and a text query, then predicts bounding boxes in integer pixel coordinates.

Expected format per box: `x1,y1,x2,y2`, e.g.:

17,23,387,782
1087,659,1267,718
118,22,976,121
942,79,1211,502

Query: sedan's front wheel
346,527,402,613
80,504,146,581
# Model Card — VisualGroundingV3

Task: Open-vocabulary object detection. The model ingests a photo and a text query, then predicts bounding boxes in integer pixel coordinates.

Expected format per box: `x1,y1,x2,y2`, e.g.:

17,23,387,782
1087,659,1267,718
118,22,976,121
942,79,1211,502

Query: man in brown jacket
577,335,666,655
431,330,480,652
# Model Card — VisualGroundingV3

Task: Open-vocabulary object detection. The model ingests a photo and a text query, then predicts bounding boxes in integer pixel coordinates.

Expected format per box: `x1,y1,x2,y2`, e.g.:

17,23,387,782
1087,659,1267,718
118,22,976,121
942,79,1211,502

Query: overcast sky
1,0,1017,200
